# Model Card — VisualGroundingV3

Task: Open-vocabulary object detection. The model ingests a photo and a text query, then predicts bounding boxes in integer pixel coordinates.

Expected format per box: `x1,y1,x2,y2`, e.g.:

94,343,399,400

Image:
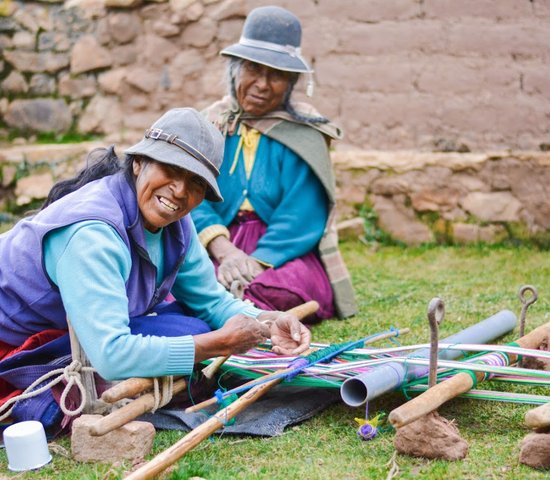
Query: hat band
144,128,219,177
239,36,303,59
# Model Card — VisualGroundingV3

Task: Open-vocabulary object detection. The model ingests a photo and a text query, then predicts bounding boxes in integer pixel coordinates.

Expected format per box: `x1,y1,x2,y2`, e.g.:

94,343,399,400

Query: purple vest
0,172,192,346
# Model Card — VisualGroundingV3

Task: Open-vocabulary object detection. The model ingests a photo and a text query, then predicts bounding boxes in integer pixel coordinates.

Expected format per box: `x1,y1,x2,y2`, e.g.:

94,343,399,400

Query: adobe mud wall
0,0,549,151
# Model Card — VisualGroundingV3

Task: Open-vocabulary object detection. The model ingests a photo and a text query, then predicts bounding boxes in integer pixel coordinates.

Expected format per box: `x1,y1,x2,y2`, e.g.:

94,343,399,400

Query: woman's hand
257,311,311,356
193,314,270,363
208,236,265,288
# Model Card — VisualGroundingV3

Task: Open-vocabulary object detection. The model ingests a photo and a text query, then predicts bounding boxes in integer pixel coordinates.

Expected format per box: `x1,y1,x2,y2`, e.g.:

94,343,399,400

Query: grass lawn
0,240,549,479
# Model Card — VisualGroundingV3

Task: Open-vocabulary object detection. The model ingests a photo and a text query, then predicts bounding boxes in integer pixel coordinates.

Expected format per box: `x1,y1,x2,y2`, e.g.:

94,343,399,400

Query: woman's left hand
257,311,311,355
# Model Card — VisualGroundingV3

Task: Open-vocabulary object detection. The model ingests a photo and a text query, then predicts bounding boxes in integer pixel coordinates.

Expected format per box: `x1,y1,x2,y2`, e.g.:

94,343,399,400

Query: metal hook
428,297,445,388
518,285,538,339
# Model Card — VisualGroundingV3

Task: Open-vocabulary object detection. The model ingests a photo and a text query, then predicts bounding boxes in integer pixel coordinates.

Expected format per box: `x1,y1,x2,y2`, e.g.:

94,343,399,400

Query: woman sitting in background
193,6,357,322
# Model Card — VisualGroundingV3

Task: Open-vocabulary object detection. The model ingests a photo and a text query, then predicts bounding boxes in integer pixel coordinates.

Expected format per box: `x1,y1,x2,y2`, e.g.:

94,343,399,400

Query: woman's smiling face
133,157,207,232
236,60,291,116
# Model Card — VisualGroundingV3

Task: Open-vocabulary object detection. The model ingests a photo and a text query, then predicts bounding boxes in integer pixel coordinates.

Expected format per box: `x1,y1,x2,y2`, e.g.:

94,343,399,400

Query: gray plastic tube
340,309,517,406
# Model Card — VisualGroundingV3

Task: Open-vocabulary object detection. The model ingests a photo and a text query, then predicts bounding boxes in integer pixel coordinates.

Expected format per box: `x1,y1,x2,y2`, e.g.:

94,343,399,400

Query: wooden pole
90,378,187,436
388,320,550,429
101,378,157,403
201,300,320,379
525,402,550,429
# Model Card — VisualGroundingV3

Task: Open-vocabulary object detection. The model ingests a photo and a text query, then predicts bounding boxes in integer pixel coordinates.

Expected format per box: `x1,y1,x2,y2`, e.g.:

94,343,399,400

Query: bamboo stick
201,300,320,379
90,378,187,436
388,320,550,429
525,402,550,429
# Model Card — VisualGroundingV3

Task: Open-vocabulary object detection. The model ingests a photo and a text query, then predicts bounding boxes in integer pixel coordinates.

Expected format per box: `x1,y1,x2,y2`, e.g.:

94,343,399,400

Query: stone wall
2,143,549,246
0,0,549,151
332,150,550,246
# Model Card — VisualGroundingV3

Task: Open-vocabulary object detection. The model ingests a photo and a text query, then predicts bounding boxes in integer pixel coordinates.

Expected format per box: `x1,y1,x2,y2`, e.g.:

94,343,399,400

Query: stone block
372,194,434,245
15,172,54,205
519,432,550,470
460,191,522,222
71,414,155,463
71,35,113,74
336,217,364,240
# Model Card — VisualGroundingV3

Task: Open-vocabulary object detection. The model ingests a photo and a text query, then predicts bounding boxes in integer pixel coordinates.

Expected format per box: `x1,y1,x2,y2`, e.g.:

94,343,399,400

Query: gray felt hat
125,108,224,202
221,6,312,74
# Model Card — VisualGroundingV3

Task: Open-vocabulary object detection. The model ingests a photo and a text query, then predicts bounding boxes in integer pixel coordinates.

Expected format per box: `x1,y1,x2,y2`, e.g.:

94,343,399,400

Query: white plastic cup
2,420,52,471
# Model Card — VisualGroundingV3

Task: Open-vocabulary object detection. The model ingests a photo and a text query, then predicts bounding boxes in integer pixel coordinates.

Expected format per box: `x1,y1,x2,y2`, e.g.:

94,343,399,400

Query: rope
0,360,95,422
151,376,174,413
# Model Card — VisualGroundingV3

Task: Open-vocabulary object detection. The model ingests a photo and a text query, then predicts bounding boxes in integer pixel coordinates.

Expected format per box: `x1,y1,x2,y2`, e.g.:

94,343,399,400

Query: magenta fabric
219,212,335,320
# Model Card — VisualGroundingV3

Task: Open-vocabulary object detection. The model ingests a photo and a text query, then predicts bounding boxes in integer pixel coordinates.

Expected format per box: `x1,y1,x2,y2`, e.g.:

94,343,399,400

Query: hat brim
221,44,312,73
125,138,223,202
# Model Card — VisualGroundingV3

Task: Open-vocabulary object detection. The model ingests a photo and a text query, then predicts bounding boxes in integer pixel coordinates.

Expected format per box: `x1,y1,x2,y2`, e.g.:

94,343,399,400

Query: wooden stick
187,327,410,414
201,300,320,379
388,320,550,429
90,378,187,436
525,402,550,429
101,378,157,403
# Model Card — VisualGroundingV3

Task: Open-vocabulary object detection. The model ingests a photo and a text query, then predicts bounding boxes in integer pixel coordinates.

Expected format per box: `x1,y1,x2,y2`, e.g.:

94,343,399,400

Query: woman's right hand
193,314,270,363
208,236,265,288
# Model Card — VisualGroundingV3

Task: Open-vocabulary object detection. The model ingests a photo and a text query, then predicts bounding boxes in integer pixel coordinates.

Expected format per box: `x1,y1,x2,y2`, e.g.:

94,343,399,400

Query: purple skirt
221,212,335,321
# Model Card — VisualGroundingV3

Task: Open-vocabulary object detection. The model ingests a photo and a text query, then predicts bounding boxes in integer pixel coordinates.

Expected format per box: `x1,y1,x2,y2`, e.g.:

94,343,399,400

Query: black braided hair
41,146,135,209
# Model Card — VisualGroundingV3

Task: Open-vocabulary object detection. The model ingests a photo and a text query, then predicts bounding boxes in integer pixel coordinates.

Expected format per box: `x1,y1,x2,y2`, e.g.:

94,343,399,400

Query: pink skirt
221,212,335,321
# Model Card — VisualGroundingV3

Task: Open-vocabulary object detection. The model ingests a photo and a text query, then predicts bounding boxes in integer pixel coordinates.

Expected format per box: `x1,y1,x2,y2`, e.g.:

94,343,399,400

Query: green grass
1,241,549,479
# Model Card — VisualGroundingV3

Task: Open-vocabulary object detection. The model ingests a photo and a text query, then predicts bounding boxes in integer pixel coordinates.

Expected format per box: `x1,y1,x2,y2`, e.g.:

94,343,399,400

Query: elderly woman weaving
0,108,310,430
194,6,357,322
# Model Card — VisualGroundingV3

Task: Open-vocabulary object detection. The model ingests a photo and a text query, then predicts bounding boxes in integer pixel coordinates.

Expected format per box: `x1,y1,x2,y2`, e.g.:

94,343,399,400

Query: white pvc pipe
340,310,517,406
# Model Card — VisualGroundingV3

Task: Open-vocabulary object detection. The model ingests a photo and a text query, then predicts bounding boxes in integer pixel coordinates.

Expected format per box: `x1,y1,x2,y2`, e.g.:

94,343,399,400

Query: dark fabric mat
138,385,340,437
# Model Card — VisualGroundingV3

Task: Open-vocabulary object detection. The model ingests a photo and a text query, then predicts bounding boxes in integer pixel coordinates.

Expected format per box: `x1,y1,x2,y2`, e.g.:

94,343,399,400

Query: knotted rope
151,375,174,413
0,359,95,422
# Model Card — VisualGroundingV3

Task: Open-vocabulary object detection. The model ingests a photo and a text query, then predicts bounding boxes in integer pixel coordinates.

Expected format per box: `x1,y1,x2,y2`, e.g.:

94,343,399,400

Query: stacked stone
0,0,246,143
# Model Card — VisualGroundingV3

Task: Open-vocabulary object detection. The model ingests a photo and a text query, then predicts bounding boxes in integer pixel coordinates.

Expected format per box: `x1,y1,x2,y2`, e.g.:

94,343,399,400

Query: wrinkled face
236,60,291,116
133,157,207,232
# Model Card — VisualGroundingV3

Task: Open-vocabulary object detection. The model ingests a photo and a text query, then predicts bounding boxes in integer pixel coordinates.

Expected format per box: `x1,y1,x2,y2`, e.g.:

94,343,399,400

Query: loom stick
101,378,157,403
201,300,320,379
388,319,550,428
340,309,517,407
90,378,187,436
525,402,550,429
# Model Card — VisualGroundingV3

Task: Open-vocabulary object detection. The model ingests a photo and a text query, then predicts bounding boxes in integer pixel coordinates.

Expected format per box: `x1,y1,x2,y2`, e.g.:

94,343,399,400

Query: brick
71,415,155,463
447,21,549,58
339,20,446,56
316,54,416,94
522,64,550,97
415,57,519,95
423,0,534,20
317,0,421,22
